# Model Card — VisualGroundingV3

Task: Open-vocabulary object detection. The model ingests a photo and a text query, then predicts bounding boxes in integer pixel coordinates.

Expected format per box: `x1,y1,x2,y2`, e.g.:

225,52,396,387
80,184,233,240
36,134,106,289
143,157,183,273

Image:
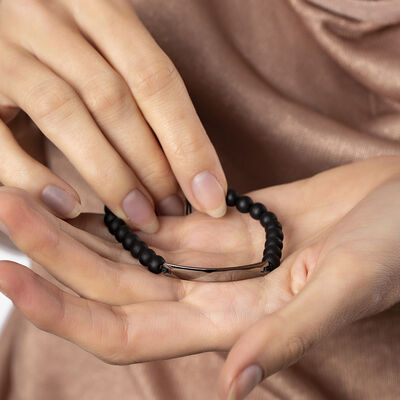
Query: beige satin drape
1,1,400,398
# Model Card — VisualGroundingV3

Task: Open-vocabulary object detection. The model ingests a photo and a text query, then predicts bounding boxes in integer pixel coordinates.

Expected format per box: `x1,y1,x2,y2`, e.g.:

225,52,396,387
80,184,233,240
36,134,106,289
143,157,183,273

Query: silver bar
161,261,271,282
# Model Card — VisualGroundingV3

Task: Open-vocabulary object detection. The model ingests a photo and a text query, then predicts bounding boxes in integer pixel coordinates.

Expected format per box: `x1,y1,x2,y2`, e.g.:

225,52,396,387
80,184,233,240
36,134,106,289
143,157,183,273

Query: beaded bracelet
104,189,284,281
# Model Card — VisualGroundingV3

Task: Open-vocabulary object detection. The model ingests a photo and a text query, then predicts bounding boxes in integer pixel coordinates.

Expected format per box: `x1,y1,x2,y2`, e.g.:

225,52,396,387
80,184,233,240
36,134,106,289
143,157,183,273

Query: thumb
218,249,380,400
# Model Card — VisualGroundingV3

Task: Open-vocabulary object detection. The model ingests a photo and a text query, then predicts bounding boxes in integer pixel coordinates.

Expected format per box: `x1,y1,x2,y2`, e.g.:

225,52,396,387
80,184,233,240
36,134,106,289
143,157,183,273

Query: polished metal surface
161,260,270,282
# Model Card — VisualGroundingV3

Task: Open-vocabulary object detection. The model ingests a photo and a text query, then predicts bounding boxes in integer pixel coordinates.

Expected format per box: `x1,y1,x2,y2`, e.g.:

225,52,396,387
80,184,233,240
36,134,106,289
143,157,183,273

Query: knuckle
8,0,43,11
139,160,177,196
0,188,31,226
101,308,132,365
26,215,59,256
36,283,66,333
169,133,205,161
0,188,58,254
84,73,130,117
26,80,77,126
5,0,55,29
131,58,179,99
284,334,308,367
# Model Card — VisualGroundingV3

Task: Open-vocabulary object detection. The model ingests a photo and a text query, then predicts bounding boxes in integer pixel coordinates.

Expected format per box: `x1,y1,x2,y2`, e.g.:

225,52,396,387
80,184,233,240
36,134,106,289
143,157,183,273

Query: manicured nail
191,171,226,218
0,221,9,238
228,365,263,400
41,185,81,218
157,194,184,216
122,189,159,234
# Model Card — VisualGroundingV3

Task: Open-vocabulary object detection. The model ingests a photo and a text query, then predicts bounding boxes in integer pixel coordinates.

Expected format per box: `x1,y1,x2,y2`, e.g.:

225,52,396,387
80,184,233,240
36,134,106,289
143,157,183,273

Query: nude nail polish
228,365,263,400
157,194,184,216
191,171,226,218
122,189,159,233
42,185,81,218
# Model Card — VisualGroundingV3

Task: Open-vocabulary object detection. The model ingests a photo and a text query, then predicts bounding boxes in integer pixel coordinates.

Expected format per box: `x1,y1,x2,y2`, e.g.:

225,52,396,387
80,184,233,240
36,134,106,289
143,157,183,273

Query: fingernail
156,194,184,216
0,221,10,238
191,171,226,218
122,189,159,234
228,365,263,400
41,185,81,218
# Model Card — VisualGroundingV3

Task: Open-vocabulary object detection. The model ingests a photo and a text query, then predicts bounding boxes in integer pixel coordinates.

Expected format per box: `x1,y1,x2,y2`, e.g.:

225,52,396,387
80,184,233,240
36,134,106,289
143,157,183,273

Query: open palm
0,156,399,373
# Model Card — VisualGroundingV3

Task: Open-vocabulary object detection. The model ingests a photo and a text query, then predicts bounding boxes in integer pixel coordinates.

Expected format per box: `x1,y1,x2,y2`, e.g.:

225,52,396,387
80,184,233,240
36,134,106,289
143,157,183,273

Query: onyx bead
236,196,253,213
265,236,283,250
266,221,282,231
139,248,156,267
108,218,124,235
260,212,277,227
115,225,131,243
130,241,147,258
226,189,239,207
267,228,284,241
262,253,280,268
148,255,165,274
249,203,267,220
104,205,114,216
263,244,282,259
104,212,115,226
122,233,138,250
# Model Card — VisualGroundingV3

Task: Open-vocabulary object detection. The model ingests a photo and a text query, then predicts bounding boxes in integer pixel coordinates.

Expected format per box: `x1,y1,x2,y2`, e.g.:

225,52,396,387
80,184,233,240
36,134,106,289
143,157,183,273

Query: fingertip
122,188,159,232
0,261,30,304
191,171,227,217
207,202,227,218
290,259,307,295
41,185,82,219
226,365,263,400
138,218,160,234
156,194,185,216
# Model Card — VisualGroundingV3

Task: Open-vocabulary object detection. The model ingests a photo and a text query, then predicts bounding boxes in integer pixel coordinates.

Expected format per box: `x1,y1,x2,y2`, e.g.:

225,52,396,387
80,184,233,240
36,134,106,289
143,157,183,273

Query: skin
0,155,399,399
0,0,228,231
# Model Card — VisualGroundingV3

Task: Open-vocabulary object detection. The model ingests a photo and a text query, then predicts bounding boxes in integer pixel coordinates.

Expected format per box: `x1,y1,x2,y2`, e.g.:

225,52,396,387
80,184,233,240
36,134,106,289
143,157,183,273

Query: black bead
108,218,124,235
236,196,253,213
115,225,131,243
263,244,282,259
226,189,239,207
104,212,115,227
148,255,165,274
139,248,156,267
249,203,267,220
267,228,284,241
260,212,277,227
266,221,282,231
262,253,280,268
263,264,278,273
265,236,283,250
122,232,138,250
104,205,114,215
130,240,147,258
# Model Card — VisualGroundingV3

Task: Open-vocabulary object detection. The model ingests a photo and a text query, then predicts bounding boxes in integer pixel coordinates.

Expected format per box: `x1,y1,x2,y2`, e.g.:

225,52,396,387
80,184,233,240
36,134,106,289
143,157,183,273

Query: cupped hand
0,156,399,400
0,0,227,231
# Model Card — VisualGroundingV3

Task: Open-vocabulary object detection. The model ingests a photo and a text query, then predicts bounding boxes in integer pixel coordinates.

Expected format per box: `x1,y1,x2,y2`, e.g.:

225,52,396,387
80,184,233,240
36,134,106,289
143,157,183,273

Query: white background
0,232,30,334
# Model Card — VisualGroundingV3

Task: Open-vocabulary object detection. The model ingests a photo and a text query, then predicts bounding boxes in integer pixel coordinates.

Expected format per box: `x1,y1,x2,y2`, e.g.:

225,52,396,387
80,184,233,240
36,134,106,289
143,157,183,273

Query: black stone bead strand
103,206,166,274
104,189,284,276
226,189,284,272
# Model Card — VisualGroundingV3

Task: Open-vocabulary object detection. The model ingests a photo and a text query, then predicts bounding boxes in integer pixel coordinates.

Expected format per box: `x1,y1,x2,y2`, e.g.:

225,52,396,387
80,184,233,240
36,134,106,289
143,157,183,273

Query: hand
0,156,399,400
0,0,227,231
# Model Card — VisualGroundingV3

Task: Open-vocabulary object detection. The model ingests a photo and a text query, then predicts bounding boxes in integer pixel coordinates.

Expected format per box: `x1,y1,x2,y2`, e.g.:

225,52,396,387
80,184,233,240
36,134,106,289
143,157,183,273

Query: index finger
65,0,228,218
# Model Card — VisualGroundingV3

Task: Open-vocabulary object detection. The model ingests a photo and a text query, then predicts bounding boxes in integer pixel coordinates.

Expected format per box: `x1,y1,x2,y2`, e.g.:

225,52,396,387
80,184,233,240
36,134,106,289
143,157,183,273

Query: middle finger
14,9,183,215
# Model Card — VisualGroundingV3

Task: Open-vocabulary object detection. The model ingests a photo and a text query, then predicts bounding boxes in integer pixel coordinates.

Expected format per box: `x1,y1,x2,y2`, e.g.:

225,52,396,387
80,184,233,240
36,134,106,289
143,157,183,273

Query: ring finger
0,41,160,233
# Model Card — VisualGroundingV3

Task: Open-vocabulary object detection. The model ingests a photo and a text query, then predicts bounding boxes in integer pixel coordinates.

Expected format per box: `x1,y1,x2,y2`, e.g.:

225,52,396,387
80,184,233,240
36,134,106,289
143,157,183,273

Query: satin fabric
1,1,400,399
